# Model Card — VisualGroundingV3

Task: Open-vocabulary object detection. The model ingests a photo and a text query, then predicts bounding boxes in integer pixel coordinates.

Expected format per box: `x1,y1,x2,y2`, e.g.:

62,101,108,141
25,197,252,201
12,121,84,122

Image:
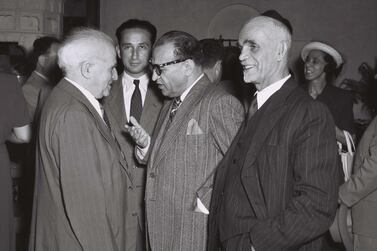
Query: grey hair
58,27,115,74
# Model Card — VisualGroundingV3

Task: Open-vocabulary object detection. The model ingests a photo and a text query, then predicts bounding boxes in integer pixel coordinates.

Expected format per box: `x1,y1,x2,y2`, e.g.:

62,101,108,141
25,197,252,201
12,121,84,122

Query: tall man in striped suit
126,31,244,250
207,11,340,251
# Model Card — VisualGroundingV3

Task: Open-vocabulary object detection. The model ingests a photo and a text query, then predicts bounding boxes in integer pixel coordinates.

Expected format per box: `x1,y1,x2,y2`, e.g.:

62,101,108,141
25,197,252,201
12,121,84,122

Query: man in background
22,36,61,120
126,30,244,250
29,27,128,251
208,11,339,251
103,19,164,251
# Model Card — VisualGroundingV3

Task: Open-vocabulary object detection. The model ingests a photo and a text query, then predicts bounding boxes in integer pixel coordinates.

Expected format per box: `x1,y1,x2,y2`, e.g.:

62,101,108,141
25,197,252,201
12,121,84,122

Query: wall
101,0,377,83
0,0,63,51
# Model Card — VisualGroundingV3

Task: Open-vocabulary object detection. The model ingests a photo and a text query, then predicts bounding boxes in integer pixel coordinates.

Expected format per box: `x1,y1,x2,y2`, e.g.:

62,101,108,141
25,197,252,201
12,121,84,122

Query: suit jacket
29,79,130,251
22,71,54,120
103,75,164,250
144,75,244,251
208,78,340,251
316,84,355,134
339,115,377,238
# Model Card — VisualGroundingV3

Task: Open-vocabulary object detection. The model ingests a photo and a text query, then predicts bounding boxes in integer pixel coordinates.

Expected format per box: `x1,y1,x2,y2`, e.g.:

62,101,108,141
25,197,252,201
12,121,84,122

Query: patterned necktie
130,79,142,122
169,97,182,122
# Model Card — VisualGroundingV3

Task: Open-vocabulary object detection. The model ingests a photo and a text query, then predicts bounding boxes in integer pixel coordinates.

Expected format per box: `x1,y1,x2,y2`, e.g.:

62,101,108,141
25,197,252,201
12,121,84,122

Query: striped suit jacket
144,75,244,251
29,79,130,251
208,78,340,251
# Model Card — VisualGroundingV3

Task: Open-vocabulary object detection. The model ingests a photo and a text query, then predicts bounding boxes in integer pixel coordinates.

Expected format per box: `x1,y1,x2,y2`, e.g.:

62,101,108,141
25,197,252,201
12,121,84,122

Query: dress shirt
122,72,149,122
65,77,104,120
256,74,291,109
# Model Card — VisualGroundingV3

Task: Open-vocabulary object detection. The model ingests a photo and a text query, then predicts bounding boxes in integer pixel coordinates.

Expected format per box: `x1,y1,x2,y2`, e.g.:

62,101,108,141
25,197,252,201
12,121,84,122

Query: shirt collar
180,73,204,101
64,77,103,117
34,70,50,82
256,74,291,109
122,72,149,92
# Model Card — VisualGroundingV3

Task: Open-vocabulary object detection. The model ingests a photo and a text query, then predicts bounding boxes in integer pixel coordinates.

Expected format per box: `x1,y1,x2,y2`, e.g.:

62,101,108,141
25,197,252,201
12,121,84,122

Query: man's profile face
117,28,152,77
151,42,188,98
238,18,279,90
91,46,118,99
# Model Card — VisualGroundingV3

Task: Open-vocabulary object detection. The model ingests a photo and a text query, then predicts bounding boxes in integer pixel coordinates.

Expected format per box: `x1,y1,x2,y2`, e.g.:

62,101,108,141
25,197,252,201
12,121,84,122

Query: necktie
247,96,258,120
130,79,142,122
100,105,111,128
169,97,182,122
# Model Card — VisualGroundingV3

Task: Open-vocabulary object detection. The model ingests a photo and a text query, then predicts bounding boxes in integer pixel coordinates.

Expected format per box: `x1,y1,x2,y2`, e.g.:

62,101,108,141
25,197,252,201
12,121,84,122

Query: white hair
58,27,115,74
253,16,292,50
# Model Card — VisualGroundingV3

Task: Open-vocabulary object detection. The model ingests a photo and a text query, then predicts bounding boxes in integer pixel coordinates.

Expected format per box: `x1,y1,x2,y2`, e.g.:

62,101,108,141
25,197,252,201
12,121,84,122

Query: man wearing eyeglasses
102,19,164,251
125,30,244,251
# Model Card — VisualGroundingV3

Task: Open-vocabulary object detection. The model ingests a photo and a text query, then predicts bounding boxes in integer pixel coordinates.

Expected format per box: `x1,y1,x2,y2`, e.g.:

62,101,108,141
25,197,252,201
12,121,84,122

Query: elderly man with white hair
28,27,129,251
208,10,339,251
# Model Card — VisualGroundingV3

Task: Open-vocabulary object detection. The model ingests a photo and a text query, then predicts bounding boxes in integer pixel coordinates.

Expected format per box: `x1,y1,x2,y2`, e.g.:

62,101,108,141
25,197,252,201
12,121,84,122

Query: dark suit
22,71,54,120
208,78,339,251
103,75,164,251
29,79,130,251
144,75,244,251
316,84,354,134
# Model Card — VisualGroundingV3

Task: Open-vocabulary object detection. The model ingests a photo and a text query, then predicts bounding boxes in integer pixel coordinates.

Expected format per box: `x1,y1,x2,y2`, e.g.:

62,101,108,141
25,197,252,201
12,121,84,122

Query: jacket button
150,172,156,178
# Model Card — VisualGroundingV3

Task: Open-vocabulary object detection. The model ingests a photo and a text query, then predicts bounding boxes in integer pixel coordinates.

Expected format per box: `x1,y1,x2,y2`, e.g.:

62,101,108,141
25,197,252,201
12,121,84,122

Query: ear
80,61,92,79
183,59,195,76
277,40,288,62
37,55,46,67
214,60,222,75
116,44,121,59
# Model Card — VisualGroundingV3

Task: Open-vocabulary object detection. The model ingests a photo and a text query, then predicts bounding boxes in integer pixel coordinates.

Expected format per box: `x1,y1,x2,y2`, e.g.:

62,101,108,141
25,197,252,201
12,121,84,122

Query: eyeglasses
150,58,189,76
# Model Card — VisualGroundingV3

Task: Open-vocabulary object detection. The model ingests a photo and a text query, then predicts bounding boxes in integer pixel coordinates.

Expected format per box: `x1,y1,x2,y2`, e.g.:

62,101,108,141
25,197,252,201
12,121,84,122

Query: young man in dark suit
103,19,164,251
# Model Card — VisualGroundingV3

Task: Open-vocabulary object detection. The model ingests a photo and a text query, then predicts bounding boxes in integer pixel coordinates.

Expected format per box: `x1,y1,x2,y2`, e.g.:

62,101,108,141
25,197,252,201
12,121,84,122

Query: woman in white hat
301,41,355,145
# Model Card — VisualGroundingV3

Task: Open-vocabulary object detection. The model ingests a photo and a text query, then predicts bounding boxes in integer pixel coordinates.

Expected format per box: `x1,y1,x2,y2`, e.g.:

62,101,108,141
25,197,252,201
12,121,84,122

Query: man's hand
124,116,150,148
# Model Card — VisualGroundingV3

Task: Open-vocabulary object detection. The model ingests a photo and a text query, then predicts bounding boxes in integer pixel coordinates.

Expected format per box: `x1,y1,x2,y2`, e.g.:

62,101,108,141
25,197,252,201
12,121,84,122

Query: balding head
58,27,116,75
58,27,118,98
238,16,291,90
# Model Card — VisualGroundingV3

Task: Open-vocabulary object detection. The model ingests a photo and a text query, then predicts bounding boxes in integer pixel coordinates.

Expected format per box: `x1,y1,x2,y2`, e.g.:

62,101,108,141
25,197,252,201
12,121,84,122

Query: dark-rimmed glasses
150,58,189,76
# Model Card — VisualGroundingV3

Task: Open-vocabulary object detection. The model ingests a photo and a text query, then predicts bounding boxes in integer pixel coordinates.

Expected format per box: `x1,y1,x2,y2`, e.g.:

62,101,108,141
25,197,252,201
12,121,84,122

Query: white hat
301,42,343,68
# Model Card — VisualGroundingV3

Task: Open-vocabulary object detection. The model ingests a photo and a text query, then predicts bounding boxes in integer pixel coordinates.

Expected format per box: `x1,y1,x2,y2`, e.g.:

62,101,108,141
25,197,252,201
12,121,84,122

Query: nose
151,69,159,81
131,48,138,60
239,47,248,62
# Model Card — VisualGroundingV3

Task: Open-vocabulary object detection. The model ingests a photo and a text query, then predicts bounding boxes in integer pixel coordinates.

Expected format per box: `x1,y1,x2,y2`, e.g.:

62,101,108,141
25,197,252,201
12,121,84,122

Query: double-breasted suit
103,74,164,250
144,75,244,251
339,115,377,249
29,79,130,251
208,78,340,251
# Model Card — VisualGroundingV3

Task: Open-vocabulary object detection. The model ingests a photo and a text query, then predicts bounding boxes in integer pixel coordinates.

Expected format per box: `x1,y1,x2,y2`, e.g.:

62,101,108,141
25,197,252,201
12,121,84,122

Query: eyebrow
242,39,257,47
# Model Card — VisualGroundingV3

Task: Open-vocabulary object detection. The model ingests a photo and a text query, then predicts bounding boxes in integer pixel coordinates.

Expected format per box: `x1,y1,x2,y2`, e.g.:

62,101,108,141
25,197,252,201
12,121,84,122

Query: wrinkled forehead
152,42,176,63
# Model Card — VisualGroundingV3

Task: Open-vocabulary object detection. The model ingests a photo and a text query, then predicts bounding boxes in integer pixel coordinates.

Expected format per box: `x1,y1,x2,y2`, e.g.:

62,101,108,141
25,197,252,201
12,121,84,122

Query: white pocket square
187,119,203,135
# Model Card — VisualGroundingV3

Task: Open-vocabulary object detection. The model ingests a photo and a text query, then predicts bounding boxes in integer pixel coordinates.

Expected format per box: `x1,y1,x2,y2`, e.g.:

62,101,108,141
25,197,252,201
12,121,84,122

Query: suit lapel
152,76,212,168
241,79,298,173
140,81,163,134
59,80,129,172
107,77,127,129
